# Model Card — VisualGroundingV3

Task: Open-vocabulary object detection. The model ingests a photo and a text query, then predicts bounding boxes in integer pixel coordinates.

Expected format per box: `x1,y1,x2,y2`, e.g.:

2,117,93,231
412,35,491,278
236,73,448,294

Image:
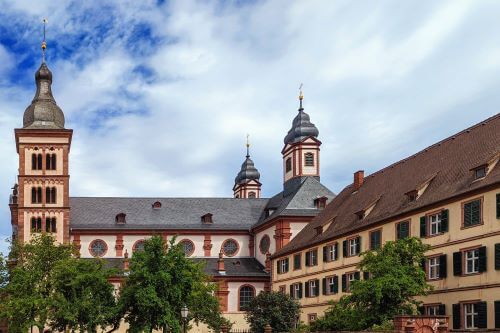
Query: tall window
307,280,319,297
465,249,479,274
396,220,410,239
428,257,440,280
291,283,302,299
31,217,42,233
323,243,337,262
32,153,42,170
239,285,255,310
349,237,359,256
293,253,301,270
305,249,318,266
346,272,357,292
304,153,314,166
428,213,442,236
277,258,289,274
45,217,56,233
285,157,292,173
464,303,478,329
46,187,57,204
463,199,481,227
31,187,42,204
46,153,56,170
370,230,381,250
326,276,338,294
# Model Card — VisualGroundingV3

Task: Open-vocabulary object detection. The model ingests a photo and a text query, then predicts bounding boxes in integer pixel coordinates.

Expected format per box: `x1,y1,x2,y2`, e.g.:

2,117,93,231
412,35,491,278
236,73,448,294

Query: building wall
271,188,500,328
255,226,276,265
227,281,265,312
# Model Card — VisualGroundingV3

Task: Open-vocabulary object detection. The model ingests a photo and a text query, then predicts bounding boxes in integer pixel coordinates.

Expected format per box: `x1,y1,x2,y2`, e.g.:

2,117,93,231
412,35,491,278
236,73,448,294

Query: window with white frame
426,305,440,316
327,276,336,294
428,257,440,280
429,213,442,236
465,249,479,274
293,283,301,298
309,280,318,297
346,272,356,292
464,303,478,329
349,238,359,256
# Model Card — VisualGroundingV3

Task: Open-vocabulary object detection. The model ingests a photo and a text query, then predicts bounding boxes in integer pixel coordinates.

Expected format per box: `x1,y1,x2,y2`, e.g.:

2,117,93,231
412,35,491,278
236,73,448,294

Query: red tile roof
273,113,500,258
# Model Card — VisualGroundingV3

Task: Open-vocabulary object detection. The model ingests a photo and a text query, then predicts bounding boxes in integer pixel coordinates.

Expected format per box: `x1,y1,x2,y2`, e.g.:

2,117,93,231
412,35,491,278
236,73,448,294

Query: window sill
461,272,483,277
461,222,484,230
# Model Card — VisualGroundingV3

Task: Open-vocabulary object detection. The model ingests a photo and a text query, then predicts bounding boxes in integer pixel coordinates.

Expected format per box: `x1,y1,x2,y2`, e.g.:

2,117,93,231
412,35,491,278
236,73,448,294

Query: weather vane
42,18,48,63
299,83,304,109
246,134,250,157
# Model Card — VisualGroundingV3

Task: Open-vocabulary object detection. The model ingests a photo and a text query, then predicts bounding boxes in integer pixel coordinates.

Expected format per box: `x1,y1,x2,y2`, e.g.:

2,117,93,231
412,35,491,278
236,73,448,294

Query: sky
0,0,499,255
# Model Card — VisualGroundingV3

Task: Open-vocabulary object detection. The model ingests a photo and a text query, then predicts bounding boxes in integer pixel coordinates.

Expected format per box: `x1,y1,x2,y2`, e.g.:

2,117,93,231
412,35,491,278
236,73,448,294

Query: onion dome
23,62,65,129
234,145,261,185
283,93,318,144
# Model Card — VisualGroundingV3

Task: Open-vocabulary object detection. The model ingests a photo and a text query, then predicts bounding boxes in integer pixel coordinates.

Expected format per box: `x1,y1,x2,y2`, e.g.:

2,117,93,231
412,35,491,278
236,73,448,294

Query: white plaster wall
227,282,265,312
168,235,205,257
211,235,250,257
255,226,276,265
79,235,116,258
123,235,151,257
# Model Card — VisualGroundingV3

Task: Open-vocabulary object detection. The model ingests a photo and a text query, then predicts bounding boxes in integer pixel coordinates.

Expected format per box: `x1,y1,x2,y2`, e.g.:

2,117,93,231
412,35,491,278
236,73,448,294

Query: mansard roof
252,176,335,230
274,113,500,258
70,197,269,231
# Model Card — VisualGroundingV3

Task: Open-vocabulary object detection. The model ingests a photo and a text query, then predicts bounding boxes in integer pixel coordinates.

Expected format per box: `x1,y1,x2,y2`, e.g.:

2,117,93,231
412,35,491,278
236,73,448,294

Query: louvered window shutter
298,283,303,299
322,278,326,295
323,246,328,262
334,243,338,260
438,304,446,315
354,271,360,280
343,240,347,257
304,282,309,297
495,243,500,270
417,305,424,315
277,261,281,274
314,279,319,296
341,274,346,292
495,300,500,329
421,258,426,272
439,254,447,278
363,271,370,280
440,209,449,232
497,193,500,219
464,200,481,227
478,246,487,273
289,285,294,297
356,237,361,254
452,303,461,329
333,275,338,294
420,216,427,237
453,252,462,276
305,252,310,267
476,301,487,328
396,222,401,239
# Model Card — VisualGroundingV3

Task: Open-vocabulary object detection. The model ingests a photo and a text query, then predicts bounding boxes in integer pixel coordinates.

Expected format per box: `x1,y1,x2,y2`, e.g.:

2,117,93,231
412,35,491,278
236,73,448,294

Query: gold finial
298,83,304,109
41,18,48,62
246,134,250,157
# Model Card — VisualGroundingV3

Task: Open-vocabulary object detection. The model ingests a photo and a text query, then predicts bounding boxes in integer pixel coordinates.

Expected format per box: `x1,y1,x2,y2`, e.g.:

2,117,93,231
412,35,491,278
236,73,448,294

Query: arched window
305,153,314,167
133,240,145,252
285,157,292,173
89,239,108,257
239,285,255,311
31,187,42,203
32,153,42,170
45,217,56,233
248,192,256,198
31,217,42,233
259,235,270,254
46,187,56,204
46,153,56,170
179,239,195,257
115,213,126,224
222,239,239,257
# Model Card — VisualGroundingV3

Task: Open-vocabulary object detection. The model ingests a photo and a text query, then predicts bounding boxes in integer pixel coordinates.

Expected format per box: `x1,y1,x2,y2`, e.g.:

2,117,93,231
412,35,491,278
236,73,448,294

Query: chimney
217,251,225,274
353,170,364,191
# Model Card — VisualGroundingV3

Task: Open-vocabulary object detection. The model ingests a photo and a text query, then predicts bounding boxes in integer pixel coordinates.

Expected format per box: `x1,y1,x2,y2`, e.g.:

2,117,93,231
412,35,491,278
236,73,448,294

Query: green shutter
356,236,361,254
453,252,462,276
438,304,446,315
464,200,481,227
289,285,294,297
277,260,281,274
342,240,347,257
396,222,401,239
439,254,447,278
333,275,338,294
363,271,370,280
495,300,500,328
323,246,328,262
440,209,449,233
322,278,326,295
370,231,381,250
420,216,427,237
478,246,487,273
298,283,302,299
476,301,487,329
341,274,346,292
305,251,310,267
497,193,500,219
354,271,360,280
334,243,338,260
452,303,461,329
304,282,309,297
495,243,500,270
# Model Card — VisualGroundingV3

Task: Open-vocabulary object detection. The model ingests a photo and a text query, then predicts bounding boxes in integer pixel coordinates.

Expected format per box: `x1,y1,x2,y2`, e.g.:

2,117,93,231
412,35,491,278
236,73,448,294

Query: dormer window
473,166,487,180
265,209,275,218
314,196,327,209
355,210,365,220
152,201,162,209
405,190,418,202
115,213,126,224
201,213,213,224
315,226,323,236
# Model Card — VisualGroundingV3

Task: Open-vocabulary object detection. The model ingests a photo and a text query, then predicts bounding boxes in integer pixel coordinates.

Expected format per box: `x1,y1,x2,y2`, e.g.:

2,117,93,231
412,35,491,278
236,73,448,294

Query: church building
8,58,334,330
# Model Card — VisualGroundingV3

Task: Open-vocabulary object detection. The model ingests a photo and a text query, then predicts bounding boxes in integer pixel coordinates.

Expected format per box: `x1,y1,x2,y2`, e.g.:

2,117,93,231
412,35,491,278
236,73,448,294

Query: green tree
118,235,227,333
311,237,432,331
49,258,118,333
244,291,301,333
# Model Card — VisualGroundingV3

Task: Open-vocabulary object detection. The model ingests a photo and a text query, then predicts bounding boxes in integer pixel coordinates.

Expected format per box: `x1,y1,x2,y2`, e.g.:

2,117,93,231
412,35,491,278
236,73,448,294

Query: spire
246,134,250,158
22,18,65,129
234,135,260,185
299,83,304,110
283,84,319,144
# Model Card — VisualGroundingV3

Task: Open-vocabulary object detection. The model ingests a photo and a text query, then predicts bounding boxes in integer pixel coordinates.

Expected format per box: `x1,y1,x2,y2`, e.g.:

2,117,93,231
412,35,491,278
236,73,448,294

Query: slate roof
92,257,269,278
252,176,335,229
274,113,500,257
70,197,269,230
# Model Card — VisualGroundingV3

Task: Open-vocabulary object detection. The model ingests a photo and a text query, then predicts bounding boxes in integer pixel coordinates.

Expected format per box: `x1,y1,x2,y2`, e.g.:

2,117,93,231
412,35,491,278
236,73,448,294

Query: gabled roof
274,114,500,257
252,176,335,230
70,197,269,231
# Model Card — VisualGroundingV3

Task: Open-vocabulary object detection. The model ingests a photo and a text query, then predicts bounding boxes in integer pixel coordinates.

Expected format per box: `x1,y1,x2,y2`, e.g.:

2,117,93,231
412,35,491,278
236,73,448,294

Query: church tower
233,137,261,198
282,90,321,194
10,27,72,244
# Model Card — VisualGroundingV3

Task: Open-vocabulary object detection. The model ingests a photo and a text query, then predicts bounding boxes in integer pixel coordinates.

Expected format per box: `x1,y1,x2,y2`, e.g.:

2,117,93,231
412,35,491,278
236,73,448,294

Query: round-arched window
179,239,195,257
222,239,239,257
89,239,107,257
259,235,270,254
239,285,255,310
133,240,145,252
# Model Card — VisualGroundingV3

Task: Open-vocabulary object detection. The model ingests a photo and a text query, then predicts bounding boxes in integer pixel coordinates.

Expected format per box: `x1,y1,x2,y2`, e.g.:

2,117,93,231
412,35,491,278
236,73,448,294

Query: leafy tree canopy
245,291,301,333
311,237,432,331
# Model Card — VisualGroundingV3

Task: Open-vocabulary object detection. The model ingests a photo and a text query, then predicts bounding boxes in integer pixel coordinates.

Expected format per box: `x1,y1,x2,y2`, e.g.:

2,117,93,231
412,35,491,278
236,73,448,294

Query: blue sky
0,0,499,254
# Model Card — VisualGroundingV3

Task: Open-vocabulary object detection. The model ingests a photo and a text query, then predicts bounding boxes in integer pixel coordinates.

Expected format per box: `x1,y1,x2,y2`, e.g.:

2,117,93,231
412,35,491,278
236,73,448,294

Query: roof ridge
366,113,500,180
69,196,270,200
